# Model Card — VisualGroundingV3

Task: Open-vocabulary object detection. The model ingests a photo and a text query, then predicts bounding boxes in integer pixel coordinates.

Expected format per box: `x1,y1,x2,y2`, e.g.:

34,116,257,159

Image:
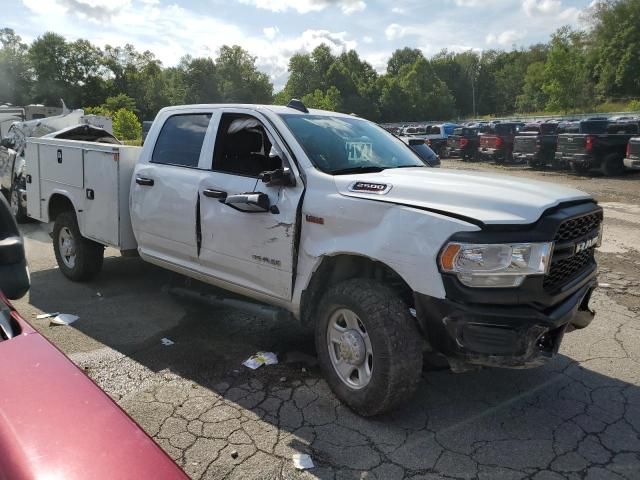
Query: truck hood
334,167,592,225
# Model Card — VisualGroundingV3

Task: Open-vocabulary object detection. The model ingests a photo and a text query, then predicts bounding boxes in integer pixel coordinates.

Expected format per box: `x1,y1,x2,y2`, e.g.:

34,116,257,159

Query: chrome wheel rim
10,189,19,217
327,308,373,390
59,227,77,269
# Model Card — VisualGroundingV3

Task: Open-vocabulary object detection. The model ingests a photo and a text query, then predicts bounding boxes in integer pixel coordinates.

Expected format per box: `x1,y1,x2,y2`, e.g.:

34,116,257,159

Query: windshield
581,121,609,134
409,143,437,162
280,114,425,174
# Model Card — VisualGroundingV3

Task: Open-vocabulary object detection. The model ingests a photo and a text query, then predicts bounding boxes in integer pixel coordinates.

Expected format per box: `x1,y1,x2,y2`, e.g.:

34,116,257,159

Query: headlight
440,242,553,288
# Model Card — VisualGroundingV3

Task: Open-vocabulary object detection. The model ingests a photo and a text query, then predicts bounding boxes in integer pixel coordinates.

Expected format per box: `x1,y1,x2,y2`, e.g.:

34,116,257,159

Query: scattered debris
36,312,60,319
50,314,79,326
280,377,287,382
231,450,239,459
96,292,103,297
292,454,314,470
301,367,307,373
409,308,417,318
242,352,278,370
599,283,611,289
161,337,175,346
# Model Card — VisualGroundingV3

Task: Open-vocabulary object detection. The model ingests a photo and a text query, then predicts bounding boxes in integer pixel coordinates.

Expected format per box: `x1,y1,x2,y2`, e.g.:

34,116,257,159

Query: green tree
112,108,141,140
542,27,594,112
104,93,137,112
302,86,342,110
0,28,32,105
215,45,272,103
516,61,548,112
387,47,424,76
589,0,640,99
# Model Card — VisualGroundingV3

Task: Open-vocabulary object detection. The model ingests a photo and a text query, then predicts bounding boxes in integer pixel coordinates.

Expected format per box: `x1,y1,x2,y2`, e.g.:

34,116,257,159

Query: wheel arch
299,253,414,327
48,193,76,223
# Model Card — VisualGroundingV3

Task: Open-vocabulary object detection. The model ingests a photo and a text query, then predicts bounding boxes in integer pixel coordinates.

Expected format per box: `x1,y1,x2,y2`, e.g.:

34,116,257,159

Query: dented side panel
290,173,480,312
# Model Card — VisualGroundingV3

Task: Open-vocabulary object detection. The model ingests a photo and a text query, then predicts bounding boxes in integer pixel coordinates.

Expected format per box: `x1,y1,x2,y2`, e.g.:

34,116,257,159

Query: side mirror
259,167,295,187
224,192,271,213
0,195,30,299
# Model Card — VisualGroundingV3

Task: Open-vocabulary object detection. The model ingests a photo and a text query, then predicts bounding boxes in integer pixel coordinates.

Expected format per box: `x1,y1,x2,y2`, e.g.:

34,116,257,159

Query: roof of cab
157,104,355,118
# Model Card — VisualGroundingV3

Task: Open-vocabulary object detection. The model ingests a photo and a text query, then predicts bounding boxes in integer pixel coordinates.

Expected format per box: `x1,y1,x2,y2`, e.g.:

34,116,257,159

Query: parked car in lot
424,123,458,157
624,136,640,170
479,122,524,163
25,100,602,416
0,194,188,480
398,136,440,167
513,122,559,168
447,127,479,161
555,120,639,175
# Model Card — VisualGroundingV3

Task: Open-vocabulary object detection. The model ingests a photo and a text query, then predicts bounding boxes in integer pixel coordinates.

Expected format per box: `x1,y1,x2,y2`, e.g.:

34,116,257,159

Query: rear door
130,111,214,267
197,109,304,301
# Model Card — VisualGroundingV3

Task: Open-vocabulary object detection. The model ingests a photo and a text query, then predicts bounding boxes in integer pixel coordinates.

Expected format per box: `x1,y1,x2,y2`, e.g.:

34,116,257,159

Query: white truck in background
1,109,113,222
25,101,602,416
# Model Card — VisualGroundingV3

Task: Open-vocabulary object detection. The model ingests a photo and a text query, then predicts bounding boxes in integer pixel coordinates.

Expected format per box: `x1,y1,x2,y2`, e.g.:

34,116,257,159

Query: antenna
287,99,309,114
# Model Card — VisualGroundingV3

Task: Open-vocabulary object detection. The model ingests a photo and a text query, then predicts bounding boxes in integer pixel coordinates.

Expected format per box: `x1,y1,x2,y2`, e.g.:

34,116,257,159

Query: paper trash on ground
161,337,175,346
50,314,79,326
292,454,314,470
36,312,60,319
242,351,278,369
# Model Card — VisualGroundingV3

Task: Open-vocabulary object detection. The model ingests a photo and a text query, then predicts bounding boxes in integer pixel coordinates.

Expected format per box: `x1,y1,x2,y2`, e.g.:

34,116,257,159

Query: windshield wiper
330,166,386,175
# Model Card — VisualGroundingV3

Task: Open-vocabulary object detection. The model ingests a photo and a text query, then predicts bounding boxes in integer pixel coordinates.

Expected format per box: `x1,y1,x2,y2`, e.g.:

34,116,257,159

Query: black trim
413,279,596,368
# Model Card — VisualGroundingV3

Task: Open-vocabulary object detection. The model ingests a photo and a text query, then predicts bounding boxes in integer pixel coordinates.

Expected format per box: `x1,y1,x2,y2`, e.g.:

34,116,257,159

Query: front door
197,110,304,301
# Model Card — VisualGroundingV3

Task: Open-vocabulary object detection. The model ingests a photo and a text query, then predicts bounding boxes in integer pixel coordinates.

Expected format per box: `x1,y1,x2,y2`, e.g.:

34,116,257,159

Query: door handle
135,176,154,186
202,188,227,199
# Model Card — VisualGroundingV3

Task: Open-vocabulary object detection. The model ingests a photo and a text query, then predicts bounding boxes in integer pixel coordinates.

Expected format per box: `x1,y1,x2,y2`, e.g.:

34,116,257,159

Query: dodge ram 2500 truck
26,101,602,416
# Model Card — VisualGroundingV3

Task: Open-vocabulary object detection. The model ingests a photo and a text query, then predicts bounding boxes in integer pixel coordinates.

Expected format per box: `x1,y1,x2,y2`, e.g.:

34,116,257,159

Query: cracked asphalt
13,161,640,479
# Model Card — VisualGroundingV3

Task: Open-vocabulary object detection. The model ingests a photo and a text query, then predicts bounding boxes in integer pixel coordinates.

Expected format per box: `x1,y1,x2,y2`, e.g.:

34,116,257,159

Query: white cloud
237,0,366,15
486,29,525,46
263,26,279,40
522,0,579,20
363,36,373,44
385,23,406,40
391,7,405,14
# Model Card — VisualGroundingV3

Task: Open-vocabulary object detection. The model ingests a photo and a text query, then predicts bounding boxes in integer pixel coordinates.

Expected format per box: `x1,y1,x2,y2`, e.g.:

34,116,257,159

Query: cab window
212,113,281,178
152,113,212,167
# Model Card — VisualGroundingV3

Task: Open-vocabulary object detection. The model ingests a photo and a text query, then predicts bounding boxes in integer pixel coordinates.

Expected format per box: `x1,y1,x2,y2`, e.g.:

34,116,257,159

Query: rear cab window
152,113,212,168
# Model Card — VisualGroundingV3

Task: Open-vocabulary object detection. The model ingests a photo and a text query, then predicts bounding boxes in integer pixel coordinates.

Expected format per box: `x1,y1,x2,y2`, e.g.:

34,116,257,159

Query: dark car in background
400,137,440,167
513,122,559,168
556,120,639,175
478,122,524,163
447,127,479,160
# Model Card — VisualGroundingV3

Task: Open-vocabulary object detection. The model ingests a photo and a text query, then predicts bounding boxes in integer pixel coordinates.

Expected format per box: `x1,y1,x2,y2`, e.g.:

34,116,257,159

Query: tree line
1,0,639,125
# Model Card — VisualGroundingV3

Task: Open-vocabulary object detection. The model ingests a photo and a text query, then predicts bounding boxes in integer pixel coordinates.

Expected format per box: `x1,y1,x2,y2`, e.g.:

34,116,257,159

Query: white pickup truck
26,101,602,416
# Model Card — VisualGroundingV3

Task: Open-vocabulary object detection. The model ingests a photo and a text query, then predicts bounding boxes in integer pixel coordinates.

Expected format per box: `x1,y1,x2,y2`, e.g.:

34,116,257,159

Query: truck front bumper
414,278,596,369
624,157,640,169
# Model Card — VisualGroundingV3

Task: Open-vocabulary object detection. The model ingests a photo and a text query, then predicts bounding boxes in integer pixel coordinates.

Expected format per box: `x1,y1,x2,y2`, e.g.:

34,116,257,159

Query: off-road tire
53,211,104,281
601,153,624,177
9,183,29,224
315,279,423,416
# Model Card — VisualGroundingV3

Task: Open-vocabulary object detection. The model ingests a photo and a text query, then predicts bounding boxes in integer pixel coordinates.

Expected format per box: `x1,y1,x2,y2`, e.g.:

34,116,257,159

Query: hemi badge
306,215,324,225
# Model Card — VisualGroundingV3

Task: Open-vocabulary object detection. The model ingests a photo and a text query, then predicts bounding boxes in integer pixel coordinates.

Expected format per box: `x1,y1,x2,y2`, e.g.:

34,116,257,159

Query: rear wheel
315,279,423,416
601,153,624,176
53,211,104,281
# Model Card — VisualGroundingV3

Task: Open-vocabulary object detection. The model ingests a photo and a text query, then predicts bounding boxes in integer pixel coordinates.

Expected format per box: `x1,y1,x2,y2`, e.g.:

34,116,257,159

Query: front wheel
53,211,104,281
315,279,423,416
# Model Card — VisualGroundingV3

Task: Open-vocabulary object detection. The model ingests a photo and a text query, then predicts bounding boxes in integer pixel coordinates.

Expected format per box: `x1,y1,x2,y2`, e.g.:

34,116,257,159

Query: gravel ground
13,159,640,480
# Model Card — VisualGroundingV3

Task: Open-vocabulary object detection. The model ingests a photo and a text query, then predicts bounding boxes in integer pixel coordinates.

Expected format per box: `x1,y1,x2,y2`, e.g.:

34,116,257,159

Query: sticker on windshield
347,142,373,161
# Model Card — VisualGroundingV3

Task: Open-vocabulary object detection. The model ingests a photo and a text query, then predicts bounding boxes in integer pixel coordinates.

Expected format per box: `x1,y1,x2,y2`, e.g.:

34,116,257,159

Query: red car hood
0,299,187,480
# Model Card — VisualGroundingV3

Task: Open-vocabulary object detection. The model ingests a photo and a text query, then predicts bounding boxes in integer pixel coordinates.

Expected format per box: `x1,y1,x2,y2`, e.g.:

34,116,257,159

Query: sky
3,0,595,91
